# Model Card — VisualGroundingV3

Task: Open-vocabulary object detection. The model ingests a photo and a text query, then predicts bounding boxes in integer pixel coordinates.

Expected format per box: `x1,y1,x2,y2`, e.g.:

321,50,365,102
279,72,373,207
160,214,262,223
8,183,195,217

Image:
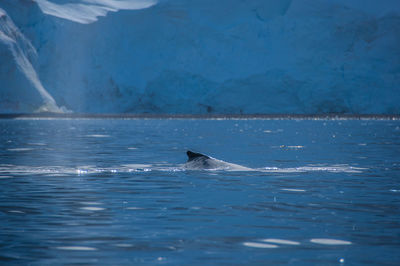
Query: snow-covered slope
0,6,66,112
0,0,399,114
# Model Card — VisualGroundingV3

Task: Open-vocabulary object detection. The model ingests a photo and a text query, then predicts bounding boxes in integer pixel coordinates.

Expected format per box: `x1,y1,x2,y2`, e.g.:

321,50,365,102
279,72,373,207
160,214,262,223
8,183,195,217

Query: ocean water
0,118,399,265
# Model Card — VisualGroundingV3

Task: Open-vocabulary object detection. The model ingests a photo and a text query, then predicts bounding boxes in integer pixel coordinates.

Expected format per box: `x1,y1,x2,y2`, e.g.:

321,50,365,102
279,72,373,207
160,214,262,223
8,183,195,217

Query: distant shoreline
0,113,399,120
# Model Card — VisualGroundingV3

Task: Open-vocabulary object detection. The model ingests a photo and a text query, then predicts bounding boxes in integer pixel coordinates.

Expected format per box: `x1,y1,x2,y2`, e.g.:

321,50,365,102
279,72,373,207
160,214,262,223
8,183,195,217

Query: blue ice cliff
0,0,399,114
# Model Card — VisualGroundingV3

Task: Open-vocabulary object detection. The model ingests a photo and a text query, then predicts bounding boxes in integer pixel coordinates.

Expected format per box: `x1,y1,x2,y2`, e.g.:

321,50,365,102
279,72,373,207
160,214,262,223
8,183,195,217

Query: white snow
0,0,399,114
34,0,157,24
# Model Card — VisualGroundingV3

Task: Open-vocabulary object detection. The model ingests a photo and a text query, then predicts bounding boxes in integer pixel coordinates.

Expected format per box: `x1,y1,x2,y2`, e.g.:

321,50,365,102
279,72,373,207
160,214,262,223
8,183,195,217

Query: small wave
273,145,305,150
261,239,300,245
263,165,365,173
8,210,25,214
55,246,97,251
85,134,110,138
281,188,306,192
80,207,106,211
243,242,278,248
80,202,103,205
27,143,47,146
243,237,352,249
310,238,352,245
7,148,34,152
0,163,365,176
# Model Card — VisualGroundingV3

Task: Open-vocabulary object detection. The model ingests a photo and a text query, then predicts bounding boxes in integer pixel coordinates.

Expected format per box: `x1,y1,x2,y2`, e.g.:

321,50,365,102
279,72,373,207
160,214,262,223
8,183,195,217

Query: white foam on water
0,162,366,176
55,246,97,251
263,165,365,173
243,242,278,248
310,238,352,245
261,239,300,245
275,144,304,150
287,145,304,149
80,202,103,205
0,176,13,179
85,134,110,138
8,210,25,214
127,147,138,150
126,207,144,210
76,169,89,175
0,164,161,176
7,148,34,152
80,207,105,211
281,188,306,192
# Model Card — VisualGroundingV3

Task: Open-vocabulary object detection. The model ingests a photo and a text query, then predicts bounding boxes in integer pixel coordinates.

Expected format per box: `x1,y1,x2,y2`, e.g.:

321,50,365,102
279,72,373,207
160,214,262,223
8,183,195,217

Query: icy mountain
0,0,399,114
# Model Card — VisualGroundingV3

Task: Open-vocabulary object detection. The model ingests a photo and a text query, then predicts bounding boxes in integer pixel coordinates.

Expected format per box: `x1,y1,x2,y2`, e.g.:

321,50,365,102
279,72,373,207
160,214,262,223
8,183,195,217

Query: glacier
0,7,65,112
0,0,399,114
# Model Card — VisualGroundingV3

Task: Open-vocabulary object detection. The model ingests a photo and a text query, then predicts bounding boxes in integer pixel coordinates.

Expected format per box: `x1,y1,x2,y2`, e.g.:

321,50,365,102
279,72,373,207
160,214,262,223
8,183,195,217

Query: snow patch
34,0,157,24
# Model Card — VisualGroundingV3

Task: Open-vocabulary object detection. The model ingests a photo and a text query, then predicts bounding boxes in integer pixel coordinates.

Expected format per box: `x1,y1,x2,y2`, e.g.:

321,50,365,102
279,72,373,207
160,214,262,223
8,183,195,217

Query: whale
184,150,254,171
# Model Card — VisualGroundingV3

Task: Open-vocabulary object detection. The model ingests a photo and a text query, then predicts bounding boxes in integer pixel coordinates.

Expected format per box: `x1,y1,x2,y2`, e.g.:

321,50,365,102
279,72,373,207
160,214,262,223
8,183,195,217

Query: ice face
0,0,399,114
0,7,66,113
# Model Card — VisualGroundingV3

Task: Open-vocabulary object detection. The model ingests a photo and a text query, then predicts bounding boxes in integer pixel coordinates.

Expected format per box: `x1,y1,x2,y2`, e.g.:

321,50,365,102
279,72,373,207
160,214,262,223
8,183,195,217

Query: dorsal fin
186,150,210,162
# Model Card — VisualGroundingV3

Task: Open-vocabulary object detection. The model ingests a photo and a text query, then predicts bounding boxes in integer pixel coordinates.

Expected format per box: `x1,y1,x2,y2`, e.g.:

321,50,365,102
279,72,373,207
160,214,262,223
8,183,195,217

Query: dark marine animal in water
184,150,253,171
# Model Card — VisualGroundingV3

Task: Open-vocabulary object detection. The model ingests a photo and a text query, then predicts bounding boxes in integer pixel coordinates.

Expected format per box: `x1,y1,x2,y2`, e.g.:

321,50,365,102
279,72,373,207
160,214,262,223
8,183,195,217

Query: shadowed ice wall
0,0,399,114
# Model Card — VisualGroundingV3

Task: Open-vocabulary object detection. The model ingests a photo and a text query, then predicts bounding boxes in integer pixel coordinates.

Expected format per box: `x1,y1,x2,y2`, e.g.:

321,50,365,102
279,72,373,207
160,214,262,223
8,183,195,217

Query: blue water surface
0,118,399,265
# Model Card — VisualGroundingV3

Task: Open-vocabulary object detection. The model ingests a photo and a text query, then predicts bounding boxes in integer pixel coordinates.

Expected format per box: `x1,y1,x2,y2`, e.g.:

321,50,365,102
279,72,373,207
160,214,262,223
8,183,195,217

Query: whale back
186,151,210,162
184,150,254,171
185,150,217,169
